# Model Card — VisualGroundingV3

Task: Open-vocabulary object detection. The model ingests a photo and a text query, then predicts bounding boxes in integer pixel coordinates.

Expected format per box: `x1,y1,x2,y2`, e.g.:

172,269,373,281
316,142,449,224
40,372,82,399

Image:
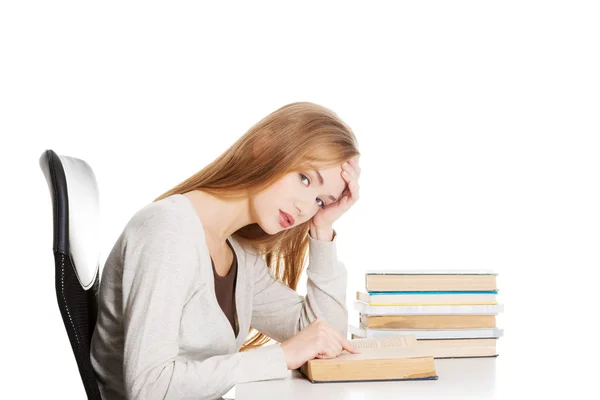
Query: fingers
327,326,360,354
343,156,361,176
342,338,361,354
344,176,359,203
341,163,357,180
341,158,360,203
348,156,361,174
321,327,344,358
311,320,342,359
316,321,361,359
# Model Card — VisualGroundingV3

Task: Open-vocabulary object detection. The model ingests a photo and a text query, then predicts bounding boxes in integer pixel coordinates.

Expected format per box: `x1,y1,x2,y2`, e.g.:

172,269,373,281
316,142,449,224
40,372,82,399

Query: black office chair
39,149,102,400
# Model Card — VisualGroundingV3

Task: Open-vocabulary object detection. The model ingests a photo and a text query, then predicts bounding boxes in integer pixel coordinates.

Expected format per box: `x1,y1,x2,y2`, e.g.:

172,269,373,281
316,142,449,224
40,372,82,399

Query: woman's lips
279,210,294,228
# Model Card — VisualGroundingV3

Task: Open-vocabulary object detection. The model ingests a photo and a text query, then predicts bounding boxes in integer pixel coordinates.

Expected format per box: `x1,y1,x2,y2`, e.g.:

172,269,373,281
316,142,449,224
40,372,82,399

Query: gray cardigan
90,194,348,400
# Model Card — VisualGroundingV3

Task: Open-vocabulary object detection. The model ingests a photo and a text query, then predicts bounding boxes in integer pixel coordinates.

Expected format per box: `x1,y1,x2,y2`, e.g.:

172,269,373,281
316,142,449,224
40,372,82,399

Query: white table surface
230,357,501,400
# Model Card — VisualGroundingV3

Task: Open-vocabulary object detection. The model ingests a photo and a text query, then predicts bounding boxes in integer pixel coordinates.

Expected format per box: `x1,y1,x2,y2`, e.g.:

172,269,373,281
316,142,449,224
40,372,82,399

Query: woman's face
252,164,347,234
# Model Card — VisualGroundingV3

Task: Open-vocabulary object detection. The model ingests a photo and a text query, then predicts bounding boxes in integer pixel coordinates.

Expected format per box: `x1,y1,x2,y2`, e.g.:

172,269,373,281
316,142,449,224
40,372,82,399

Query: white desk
233,357,500,400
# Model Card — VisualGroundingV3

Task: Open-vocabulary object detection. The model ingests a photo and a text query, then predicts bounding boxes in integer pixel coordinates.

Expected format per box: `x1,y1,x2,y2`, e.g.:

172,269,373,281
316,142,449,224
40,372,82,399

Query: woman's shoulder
123,194,195,238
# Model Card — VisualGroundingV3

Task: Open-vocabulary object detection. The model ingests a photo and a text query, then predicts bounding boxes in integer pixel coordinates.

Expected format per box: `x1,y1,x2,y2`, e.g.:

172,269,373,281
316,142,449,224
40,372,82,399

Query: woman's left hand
310,156,361,231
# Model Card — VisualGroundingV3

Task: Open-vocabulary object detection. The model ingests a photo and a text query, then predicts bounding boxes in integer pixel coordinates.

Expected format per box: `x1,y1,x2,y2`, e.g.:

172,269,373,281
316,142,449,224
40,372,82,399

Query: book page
349,335,417,349
334,347,433,361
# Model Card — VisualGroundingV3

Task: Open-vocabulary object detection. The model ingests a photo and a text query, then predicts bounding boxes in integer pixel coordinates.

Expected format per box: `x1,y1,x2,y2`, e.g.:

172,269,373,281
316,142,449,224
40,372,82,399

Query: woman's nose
295,200,316,218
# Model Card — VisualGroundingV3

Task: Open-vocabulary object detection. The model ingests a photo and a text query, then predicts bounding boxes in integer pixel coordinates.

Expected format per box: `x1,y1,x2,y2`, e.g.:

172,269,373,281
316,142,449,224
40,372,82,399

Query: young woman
90,102,362,399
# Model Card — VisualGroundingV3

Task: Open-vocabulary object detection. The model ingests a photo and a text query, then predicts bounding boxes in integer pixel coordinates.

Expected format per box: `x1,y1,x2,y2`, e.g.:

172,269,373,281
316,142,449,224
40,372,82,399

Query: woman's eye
300,173,310,186
300,173,326,209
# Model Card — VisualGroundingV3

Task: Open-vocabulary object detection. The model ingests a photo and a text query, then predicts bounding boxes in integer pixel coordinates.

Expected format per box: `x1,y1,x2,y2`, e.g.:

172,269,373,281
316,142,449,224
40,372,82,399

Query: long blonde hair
154,101,360,352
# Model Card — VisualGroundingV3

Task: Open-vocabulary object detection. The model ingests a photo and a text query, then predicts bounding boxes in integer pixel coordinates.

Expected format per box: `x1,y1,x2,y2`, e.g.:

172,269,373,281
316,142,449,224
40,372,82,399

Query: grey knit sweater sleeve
120,211,289,400
250,229,349,343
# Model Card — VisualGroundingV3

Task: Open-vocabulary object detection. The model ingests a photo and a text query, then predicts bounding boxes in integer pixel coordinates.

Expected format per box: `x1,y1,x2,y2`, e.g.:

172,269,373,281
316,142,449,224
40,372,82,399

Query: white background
2,1,599,398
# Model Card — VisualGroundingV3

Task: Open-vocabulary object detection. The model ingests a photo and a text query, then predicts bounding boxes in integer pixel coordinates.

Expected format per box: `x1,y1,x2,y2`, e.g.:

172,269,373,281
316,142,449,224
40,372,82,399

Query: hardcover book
365,270,498,292
299,335,438,383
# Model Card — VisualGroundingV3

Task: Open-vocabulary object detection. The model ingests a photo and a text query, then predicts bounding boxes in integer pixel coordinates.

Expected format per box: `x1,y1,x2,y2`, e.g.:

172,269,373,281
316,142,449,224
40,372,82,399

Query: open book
299,335,438,383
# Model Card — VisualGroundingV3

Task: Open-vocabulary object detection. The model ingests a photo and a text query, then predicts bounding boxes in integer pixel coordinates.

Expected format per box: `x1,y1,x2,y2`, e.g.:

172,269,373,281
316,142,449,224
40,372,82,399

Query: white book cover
348,324,504,339
354,300,504,315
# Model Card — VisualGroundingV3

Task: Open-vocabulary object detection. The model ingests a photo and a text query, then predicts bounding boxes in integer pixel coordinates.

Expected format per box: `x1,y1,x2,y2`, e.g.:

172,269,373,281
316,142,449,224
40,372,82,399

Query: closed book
360,314,497,329
299,335,438,383
348,324,504,340
365,270,497,292
347,336,498,359
349,325,500,358
417,338,497,348
357,290,498,305
354,300,504,316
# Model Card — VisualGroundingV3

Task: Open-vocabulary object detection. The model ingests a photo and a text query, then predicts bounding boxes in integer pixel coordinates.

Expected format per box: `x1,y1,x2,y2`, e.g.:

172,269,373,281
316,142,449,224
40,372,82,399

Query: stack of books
348,270,504,359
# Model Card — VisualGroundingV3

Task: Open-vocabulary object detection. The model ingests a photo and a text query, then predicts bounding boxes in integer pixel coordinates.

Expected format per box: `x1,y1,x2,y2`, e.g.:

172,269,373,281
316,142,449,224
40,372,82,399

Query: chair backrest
39,149,102,400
